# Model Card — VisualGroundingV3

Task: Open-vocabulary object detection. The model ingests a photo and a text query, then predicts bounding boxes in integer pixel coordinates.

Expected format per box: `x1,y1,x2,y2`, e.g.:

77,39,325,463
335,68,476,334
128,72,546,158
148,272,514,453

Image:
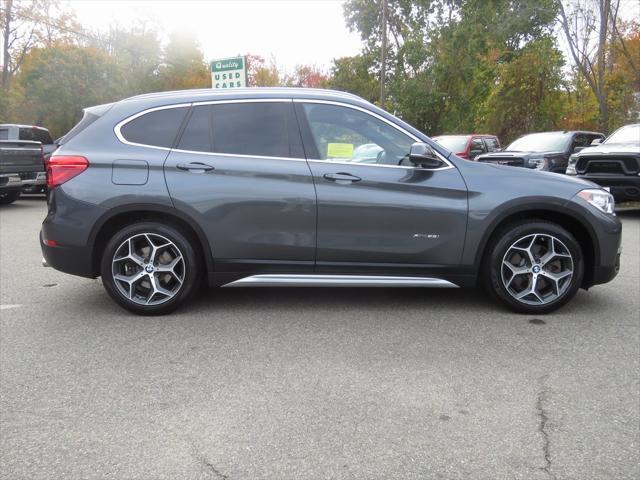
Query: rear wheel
0,190,21,205
100,222,201,315
484,220,584,314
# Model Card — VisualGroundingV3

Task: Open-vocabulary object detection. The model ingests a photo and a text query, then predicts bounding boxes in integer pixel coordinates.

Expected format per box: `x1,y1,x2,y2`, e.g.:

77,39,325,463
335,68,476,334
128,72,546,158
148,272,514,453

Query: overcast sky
67,0,364,73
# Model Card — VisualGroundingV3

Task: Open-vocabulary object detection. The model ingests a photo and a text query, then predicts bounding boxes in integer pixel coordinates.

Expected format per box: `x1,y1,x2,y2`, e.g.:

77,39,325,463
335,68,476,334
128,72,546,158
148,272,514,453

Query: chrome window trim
114,102,191,151
113,97,455,171
294,98,455,171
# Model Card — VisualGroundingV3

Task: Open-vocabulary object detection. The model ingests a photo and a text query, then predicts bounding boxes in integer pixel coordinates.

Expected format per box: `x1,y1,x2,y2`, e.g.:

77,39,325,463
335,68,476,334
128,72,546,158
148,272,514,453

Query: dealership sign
211,56,247,89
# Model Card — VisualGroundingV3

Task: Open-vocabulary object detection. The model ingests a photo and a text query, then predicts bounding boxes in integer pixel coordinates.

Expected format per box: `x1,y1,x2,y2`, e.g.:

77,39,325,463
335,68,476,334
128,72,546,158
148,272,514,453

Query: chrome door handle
176,162,215,172
323,172,362,183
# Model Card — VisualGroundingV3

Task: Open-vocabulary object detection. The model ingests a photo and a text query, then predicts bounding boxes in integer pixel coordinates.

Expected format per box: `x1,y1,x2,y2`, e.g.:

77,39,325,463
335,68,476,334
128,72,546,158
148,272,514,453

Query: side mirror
409,143,445,169
591,138,602,146
573,146,586,153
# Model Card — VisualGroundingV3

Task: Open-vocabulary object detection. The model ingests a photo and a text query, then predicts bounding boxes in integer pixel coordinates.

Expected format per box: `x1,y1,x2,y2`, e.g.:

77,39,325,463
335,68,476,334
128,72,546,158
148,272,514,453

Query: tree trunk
597,0,610,133
1,0,12,90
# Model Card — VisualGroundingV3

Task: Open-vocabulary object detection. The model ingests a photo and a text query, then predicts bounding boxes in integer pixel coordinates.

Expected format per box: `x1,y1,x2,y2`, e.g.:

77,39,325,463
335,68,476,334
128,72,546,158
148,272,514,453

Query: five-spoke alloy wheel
101,222,200,315
112,233,185,306
485,221,584,314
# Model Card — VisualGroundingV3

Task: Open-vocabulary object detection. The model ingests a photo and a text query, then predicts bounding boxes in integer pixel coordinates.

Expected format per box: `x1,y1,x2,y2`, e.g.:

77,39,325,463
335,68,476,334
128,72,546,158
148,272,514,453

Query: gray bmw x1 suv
41,88,621,315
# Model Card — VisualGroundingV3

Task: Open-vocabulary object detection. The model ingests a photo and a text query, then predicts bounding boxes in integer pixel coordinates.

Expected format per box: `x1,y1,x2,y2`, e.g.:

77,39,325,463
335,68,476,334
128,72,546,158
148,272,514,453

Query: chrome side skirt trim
222,274,459,288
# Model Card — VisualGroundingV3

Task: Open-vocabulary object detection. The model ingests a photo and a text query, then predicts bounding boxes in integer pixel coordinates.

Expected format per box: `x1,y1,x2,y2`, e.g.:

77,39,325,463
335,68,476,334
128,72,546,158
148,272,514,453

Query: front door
164,100,316,276
295,101,468,275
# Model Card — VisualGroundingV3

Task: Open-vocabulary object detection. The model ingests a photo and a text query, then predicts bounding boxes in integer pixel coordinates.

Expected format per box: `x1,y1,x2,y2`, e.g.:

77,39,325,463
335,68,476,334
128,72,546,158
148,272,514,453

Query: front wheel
100,222,201,315
484,221,584,314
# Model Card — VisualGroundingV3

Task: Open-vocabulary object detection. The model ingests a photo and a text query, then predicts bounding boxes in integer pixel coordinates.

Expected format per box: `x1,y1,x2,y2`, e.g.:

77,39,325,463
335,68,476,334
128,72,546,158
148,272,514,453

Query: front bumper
575,174,640,201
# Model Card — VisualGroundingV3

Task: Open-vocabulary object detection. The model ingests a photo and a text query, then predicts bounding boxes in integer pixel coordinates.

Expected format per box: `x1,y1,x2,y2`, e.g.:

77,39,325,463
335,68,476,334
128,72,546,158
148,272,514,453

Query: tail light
46,156,89,188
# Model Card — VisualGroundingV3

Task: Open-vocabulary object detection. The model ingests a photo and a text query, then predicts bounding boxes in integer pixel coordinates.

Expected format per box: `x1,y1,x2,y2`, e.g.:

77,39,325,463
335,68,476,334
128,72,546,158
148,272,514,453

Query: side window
19,128,36,141
468,138,486,159
177,106,212,152
470,138,486,152
33,129,53,145
0,128,8,141
210,102,300,158
485,138,499,152
120,107,189,148
572,134,591,150
301,103,414,165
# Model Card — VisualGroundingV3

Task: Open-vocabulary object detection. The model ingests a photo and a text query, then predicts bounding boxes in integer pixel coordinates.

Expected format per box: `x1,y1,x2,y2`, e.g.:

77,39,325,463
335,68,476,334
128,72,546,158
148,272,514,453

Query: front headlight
566,155,578,175
577,188,615,215
528,156,548,170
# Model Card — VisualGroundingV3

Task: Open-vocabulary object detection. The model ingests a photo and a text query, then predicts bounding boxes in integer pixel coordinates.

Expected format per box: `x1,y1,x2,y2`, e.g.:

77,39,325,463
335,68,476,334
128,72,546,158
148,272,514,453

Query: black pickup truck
0,125,55,204
566,123,640,202
475,130,605,173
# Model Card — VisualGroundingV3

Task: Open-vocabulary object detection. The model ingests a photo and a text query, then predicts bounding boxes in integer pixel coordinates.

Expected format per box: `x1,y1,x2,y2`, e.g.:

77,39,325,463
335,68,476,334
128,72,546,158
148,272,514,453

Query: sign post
211,56,247,89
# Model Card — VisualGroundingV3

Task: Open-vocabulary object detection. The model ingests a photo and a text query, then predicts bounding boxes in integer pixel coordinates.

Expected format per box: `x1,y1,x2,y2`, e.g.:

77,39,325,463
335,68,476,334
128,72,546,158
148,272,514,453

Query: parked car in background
566,124,640,202
475,131,605,173
0,139,46,204
0,124,57,195
433,134,501,160
41,88,621,316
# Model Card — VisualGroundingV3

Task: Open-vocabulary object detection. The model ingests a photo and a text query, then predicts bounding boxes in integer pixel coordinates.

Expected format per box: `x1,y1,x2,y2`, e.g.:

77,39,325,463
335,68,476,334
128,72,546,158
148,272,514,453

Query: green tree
329,54,379,102
157,30,208,90
10,43,122,137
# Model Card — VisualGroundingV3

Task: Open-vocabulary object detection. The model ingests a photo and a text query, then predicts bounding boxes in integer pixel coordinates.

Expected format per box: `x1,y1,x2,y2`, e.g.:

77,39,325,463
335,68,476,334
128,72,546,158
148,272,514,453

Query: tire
483,220,584,314
100,222,202,315
0,190,21,205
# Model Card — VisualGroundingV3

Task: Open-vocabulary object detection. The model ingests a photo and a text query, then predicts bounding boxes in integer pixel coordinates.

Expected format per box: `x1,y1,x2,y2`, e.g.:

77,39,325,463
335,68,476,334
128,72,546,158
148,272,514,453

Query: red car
432,134,501,160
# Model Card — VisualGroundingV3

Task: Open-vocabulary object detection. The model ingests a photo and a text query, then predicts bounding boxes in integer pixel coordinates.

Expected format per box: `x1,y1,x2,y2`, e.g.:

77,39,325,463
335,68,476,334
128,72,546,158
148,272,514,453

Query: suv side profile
42,88,621,315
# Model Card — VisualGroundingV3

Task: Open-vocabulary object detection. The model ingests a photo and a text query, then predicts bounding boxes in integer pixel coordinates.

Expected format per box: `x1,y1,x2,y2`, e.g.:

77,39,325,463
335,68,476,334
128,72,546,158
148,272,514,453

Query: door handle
176,162,215,172
323,172,362,183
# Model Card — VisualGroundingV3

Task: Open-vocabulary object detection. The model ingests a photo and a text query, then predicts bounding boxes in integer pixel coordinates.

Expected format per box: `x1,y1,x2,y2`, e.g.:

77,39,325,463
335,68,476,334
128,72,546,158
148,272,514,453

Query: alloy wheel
501,233,574,306
111,233,185,305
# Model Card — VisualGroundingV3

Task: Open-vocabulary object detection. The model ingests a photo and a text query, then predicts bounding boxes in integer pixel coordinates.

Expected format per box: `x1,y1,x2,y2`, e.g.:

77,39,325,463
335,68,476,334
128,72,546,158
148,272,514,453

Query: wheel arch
475,204,599,288
88,204,213,277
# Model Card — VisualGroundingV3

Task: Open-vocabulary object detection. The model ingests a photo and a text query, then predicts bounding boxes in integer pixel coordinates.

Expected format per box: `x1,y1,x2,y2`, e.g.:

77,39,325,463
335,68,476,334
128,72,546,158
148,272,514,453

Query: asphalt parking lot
0,198,638,480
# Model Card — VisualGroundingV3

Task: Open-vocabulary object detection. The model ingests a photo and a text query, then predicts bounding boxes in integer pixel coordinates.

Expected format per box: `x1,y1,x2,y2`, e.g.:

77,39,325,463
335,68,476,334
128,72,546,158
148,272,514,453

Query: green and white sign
211,56,247,89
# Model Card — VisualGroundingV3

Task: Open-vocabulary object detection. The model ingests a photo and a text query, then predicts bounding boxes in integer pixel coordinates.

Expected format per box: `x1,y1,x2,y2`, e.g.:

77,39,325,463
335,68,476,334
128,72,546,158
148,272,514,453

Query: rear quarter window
120,107,189,148
0,128,7,141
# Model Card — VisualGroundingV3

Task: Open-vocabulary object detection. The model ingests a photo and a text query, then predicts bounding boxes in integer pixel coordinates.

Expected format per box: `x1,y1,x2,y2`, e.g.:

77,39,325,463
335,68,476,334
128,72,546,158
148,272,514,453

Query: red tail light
46,156,89,188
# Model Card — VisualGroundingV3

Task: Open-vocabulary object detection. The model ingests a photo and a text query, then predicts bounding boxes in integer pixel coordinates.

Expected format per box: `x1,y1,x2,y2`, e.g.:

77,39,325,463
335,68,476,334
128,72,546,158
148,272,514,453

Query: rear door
164,100,316,274
295,101,468,274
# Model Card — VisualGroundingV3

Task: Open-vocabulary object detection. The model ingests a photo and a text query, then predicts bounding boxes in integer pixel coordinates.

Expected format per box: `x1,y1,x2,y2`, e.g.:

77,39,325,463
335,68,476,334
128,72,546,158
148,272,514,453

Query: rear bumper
20,171,47,186
575,174,640,201
0,173,23,189
40,230,96,278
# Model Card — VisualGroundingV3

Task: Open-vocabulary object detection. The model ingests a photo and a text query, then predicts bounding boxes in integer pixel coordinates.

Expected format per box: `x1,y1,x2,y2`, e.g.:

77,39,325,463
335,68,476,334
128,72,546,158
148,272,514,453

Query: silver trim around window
113,97,455,171
222,274,459,288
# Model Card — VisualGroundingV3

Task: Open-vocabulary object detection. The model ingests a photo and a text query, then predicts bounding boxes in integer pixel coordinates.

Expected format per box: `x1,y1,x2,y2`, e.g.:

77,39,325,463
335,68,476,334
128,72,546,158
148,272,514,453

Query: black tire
0,190,21,205
483,220,584,314
100,222,202,315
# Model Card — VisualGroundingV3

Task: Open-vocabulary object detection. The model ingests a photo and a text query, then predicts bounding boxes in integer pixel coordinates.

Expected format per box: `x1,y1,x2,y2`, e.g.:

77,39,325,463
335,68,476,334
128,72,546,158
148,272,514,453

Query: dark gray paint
41,88,621,290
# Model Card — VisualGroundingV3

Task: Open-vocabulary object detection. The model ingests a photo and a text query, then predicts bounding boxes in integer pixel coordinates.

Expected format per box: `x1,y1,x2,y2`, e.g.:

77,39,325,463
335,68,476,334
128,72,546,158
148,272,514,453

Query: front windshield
507,132,571,152
433,135,470,152
605,124,640,144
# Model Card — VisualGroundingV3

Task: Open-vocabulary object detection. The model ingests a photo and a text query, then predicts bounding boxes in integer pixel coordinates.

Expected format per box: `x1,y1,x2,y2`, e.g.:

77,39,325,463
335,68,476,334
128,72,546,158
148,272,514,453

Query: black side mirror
409,143,445,169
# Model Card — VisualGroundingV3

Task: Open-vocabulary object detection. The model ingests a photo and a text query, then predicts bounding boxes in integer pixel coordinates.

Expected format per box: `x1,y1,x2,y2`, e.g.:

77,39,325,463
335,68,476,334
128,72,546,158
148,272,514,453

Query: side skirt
221,274,459,288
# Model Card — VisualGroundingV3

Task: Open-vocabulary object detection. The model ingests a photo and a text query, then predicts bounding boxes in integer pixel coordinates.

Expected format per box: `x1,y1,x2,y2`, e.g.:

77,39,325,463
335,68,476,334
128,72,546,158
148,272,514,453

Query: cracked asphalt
1,198,639,480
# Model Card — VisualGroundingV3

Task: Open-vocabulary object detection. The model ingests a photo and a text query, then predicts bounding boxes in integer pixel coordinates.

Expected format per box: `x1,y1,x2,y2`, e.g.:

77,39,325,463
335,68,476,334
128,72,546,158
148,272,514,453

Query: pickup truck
566,123,640,202
0,124,55,203
475,130,604,173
